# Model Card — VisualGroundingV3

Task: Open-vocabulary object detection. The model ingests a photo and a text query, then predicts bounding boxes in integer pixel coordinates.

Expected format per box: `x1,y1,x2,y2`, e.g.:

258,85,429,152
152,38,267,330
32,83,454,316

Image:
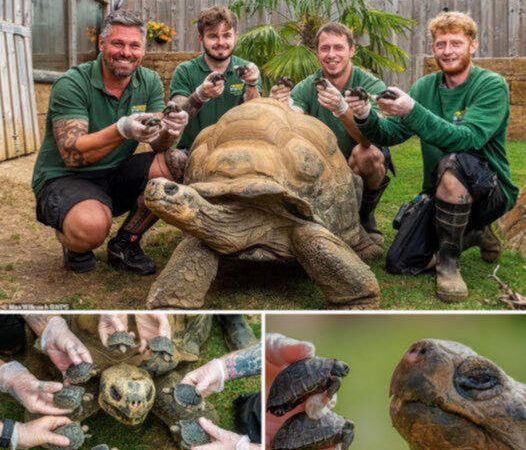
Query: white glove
266,333,315,366
193,418,251,450
0,361,69,415
117,113,163,143
305,392,337,419
98,314,129,347
135,314,172,353
196,72,225,102
162,102,189,137
41,317,93,374
14,416,72,449
269,85,293,107
237,62,260,87
316,80,348,117
373,86,415,118
180,359,225,397
345,90,372,120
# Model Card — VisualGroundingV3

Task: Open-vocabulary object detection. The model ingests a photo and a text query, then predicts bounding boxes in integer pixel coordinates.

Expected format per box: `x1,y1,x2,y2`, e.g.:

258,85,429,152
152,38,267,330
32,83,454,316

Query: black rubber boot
435,199,471,302
0,315,26,356
463,225,502,263
360,176,390,245
217,315,258,351
62,246,96,273
107,230,156,275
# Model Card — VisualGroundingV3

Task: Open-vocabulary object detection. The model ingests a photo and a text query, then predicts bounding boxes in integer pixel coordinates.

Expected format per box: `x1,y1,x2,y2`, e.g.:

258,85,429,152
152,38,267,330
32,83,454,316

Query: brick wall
424,57,526,140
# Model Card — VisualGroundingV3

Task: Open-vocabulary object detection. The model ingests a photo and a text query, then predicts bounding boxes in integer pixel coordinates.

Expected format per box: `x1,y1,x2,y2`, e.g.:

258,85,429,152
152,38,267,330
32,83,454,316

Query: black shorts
433,152,507,229
36,152,156,231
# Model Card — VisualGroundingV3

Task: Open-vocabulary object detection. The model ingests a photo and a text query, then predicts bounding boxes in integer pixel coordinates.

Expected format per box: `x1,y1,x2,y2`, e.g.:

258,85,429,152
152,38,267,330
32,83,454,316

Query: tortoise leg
146,235,219,309
291,224,380,309
326,376,342,399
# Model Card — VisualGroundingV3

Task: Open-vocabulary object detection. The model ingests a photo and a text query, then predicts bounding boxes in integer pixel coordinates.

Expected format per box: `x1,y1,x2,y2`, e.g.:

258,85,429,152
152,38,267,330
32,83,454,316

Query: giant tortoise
144,98,382,310
24,315,218,449
390,339,526,449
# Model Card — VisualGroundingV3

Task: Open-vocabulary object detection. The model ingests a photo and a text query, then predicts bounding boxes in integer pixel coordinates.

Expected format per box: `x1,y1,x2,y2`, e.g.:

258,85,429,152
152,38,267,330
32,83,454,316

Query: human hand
98,314,129,347
162,101,189,137
0,361,70,415
135,314,172,353
117,113,163,143
266,333,337,450
237,63,260,87
41,317,93,374
373,86,415,118
196,72,225,101
316,80,348,117
15,416,72,449
269,84,293,106
180,359,225,398
345,90,371,119
192,418,252,450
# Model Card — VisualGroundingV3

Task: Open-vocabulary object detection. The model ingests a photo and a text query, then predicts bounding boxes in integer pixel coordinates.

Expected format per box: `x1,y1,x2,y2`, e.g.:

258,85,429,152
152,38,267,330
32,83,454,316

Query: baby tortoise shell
346,87,370,101
65,362,100,384
210,73,226,85
147,336,175,360
44,422,90,450
173,383,203,408
376,88,399,100
312,77,328,89
277,77,295,89
234,64,250,78
175,419,211,448
106,331,138,354
54,385,93,411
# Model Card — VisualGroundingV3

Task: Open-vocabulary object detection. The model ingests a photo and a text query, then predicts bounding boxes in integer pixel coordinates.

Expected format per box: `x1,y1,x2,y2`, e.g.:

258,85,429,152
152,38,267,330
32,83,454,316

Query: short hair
197,6,237,35
314,22,355,50
100,10,146,40
428,11,477,40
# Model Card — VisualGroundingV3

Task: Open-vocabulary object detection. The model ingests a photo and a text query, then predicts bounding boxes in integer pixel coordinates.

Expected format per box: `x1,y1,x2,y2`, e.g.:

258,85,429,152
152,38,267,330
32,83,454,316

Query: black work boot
435,199,471,302
463,225,502,263
360,176,390,245
62,245,96,273
218,315,258,351
107,230,156,275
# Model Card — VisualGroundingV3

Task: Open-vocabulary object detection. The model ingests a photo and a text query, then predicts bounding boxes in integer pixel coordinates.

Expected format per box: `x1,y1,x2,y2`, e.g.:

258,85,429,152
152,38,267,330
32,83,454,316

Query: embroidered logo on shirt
131,104,147,113
452,107,468,124
229,83,244,96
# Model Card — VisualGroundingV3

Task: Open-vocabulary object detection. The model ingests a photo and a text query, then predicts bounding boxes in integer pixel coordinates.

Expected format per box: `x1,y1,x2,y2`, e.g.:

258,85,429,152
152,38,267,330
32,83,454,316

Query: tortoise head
333,360,350,377
390,339,526,449
98,364,155,425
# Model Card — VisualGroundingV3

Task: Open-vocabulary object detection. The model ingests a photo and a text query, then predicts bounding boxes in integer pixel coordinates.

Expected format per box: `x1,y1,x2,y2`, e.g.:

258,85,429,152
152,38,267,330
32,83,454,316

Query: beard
203,42,234,62
436,51,471,76
102,53,139,79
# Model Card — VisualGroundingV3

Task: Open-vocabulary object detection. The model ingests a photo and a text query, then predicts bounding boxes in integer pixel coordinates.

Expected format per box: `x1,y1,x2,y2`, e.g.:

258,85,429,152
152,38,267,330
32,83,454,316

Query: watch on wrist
0,419,15,448
245,81,258,87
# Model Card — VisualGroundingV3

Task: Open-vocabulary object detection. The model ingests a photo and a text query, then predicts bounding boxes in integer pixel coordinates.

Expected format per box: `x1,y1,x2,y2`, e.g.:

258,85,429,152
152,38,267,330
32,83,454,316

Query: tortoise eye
110,386,122,401
454,357,503,401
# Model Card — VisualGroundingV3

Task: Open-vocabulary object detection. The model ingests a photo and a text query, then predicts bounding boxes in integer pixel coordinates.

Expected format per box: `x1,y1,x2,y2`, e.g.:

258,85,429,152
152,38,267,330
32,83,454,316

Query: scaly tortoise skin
267,357,349,416
25,315,217,448
390,339,526,450
145,98,382,310
272,411,354,450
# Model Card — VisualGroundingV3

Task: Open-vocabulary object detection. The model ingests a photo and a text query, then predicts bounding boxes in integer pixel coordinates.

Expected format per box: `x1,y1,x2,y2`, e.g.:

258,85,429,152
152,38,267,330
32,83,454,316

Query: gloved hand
98,314,129,347
180,359,225,398
135,314,172,353
345,90,372,120
196,72,225,102
269,84,293,106
238,62,260,87
162,102,189,137
316,80,348,117
192,418,252,450
0,361,70,415
40,317,93,374
266,333,337,449
374,86,415,118
116,113,163,143
14,416,72,449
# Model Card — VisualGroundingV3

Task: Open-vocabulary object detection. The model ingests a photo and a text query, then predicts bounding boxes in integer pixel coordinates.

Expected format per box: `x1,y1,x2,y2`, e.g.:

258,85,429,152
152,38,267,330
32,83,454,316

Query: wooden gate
0,0,39,161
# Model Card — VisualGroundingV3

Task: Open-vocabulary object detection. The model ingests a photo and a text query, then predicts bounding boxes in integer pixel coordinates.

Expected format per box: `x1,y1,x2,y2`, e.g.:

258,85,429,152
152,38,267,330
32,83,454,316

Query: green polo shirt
32,54,165,195
291,67,386,158
170,54,261,149
356,65,518,210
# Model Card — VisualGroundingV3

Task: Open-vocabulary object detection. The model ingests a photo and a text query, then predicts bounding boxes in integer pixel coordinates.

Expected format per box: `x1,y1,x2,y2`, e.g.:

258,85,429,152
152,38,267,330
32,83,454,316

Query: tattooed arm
171,94,205,122
53,119,126,168
222,343,262,381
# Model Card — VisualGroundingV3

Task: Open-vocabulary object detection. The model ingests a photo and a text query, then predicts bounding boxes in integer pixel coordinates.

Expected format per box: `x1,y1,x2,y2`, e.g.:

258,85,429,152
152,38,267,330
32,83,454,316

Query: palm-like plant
230,0,416,92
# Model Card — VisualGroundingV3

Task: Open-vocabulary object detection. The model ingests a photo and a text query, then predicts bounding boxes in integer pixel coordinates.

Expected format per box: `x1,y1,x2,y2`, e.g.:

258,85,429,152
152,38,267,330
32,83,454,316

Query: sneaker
63,246,97,273
107,232,156,275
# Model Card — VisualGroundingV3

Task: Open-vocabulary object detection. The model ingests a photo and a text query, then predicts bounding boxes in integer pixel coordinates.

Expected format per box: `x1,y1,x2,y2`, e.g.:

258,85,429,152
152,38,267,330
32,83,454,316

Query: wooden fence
120,0,526,90
0,0,39,161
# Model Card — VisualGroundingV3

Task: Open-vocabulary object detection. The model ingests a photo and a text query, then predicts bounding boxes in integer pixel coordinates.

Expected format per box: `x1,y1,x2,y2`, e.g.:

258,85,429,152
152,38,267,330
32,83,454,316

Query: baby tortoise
312,77,328,89
141,336,177,376
147,336,175,360
162,383,203,410
277,77,295,89
272,411,354,450
346,87,370,101
54,385,94,412
106,331,138,354
375,88,399,100
210,73,226,85
171,419,211,449
44,422,90,450
141,116,161,129
268,357,350,416
162,102,181,115
65,362,100,384
234,64,250,78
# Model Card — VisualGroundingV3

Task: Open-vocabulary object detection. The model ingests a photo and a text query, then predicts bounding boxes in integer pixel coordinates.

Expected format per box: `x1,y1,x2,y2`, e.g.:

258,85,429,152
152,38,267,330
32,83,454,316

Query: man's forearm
150,127,177,152
172,94,204,121
223,343,261,381
339,110,370,146
243,85,260,102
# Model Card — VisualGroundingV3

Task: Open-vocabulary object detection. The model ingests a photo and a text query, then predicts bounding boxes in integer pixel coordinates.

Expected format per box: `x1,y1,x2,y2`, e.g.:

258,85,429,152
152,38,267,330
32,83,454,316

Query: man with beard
169,6,261,151
270,22,394,247
348,11,518,302
32,10,189,274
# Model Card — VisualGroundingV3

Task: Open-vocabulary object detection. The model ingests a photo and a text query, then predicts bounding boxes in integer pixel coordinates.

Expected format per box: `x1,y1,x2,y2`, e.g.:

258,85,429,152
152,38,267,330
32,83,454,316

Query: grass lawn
0,315,261,449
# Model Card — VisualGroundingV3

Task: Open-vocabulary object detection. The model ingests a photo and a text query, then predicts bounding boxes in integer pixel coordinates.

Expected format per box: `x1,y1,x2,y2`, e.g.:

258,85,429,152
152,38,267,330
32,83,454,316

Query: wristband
245,81,258,87
0,419,15,449
235,435,250,450
195,85,210,103
9,423,18,450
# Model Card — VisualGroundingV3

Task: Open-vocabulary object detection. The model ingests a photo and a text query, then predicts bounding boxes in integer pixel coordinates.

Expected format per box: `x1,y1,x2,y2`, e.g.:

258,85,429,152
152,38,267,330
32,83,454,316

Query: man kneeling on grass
347,11,518,302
